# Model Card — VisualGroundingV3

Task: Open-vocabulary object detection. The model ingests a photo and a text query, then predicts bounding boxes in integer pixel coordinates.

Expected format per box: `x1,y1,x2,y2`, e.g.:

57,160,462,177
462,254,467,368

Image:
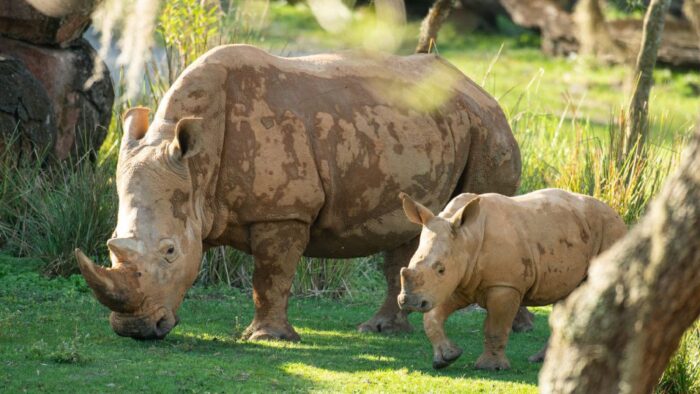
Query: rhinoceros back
196,45,513,257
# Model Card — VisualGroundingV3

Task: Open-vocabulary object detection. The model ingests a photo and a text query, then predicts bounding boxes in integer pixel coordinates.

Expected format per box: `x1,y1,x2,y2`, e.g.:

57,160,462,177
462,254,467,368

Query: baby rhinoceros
397,188,627,370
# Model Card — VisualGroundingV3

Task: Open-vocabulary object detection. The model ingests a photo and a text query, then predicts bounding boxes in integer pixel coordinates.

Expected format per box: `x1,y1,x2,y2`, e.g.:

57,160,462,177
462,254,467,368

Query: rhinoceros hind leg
242,221,309,342
358,237,418,334
512,306,535,333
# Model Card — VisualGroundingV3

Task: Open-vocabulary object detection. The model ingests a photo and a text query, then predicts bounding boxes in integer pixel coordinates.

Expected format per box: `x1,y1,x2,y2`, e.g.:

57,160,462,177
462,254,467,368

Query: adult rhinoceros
75,45,521,341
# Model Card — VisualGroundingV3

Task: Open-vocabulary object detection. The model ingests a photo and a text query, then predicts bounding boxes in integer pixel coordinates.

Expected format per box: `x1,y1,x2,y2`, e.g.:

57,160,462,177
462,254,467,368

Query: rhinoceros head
76,107,206,340
397,193,481,313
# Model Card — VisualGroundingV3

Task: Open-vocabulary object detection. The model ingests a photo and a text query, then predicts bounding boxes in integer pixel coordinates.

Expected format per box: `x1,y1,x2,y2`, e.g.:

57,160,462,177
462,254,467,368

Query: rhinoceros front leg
358,237,417,333
242,221,309,342
475,286,521,370
425,296,467,369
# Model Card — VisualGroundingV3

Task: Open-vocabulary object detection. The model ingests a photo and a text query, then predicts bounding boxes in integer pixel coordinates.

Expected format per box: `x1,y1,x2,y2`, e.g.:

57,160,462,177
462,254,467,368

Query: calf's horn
75,248,143,313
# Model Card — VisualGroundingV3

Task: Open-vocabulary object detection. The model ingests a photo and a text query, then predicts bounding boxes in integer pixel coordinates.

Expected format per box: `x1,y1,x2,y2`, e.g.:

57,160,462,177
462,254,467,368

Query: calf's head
76,108,206,340
397,193,482,313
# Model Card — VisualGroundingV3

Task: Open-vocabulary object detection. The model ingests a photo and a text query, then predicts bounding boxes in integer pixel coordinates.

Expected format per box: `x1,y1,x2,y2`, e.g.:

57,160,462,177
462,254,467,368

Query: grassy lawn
0,255,548,393
2,2,699,393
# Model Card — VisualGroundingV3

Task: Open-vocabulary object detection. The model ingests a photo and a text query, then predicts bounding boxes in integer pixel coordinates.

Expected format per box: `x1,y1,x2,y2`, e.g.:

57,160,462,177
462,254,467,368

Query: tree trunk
624,0,672,157
574,0,625,61
416,0,456,53
539,122,700,393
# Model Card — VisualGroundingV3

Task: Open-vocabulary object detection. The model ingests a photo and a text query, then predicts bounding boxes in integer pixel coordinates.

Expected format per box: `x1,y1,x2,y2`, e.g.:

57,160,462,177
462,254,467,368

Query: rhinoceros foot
511,307,534,333
474,353,511,370
527,342,548,363
357,312,412,334
242,322,301,342
432,342,463,370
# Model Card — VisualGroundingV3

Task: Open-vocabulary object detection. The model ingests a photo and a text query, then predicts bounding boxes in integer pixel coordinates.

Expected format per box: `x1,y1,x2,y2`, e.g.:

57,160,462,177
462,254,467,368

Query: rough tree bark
539,121,700,392
574,0,625,61
416,0,456,53
624,0,673,157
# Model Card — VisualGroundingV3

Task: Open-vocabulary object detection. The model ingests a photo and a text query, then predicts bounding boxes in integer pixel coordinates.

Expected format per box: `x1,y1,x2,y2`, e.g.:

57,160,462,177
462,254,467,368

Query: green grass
0,255,547,393
1,1,699,392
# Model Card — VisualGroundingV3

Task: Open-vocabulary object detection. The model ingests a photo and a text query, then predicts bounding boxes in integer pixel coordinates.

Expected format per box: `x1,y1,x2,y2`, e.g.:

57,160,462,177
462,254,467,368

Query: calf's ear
170,117,204,161
450,198,481,229
399,192,434,225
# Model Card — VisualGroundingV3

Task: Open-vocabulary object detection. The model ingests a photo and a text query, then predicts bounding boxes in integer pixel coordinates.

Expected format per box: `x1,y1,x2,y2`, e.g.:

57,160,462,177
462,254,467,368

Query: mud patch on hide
579,227,590,243
536,242,546,255
170,190,190,226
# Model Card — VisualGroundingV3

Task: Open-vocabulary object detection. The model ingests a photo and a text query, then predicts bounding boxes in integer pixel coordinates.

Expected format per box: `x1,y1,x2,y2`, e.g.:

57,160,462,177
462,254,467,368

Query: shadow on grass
160,295,549,390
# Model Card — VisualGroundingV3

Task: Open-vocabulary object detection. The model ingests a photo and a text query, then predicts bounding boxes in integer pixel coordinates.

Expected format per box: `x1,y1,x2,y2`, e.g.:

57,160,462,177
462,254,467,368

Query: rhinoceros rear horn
75,249,142,313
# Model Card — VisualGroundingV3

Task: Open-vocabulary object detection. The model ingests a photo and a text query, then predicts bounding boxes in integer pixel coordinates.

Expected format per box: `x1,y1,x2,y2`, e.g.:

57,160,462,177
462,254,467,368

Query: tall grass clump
514,106,684,224
199,246,381,299
0,142,117,275
657,321,700,394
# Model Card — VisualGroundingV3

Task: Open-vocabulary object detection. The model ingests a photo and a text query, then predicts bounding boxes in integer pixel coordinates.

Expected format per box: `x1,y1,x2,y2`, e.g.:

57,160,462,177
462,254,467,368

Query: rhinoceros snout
110,310,179,340
397,292,432,312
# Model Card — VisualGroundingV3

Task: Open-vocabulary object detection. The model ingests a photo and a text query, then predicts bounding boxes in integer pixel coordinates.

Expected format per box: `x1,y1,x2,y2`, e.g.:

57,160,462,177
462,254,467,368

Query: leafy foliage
158,0,221,83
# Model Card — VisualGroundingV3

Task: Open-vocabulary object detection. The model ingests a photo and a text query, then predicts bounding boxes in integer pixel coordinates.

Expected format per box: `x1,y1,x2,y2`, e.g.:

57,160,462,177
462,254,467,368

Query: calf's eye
434,262,445,275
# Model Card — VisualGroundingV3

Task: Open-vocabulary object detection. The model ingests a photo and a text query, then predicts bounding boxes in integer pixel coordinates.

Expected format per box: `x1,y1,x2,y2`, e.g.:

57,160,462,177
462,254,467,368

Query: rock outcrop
0,0,113,162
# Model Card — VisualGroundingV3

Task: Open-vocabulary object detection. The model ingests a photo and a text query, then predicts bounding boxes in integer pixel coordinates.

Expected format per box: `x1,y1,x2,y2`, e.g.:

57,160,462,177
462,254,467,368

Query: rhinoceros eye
159,239,177,262
433,262,445,275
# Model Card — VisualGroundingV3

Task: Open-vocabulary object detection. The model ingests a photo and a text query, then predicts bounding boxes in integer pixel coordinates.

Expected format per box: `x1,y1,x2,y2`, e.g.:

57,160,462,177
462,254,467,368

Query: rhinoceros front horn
75,248,142,313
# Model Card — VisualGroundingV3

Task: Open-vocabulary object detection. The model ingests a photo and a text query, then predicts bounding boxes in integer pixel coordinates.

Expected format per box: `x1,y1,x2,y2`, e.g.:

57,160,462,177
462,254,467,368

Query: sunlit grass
281,363,538,393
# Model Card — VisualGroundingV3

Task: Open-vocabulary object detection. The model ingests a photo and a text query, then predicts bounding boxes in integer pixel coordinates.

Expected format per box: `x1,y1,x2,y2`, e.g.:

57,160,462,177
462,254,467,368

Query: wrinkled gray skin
75,45,522,341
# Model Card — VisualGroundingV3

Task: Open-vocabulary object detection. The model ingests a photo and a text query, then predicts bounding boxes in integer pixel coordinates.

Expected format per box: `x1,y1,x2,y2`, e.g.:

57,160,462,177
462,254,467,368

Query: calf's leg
475,286,521,370
358,237,418,333
424,296,468,369
242,221,309,341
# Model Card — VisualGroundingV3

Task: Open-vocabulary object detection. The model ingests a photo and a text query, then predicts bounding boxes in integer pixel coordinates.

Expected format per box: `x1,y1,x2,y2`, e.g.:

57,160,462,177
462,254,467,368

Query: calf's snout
397,292,432,312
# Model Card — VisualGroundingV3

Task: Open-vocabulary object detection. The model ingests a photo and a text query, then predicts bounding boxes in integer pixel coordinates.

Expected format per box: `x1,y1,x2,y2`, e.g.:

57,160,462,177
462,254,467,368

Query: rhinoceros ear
450,198,481,230
399,192,434,225
170,117,204,161
122,107,150,141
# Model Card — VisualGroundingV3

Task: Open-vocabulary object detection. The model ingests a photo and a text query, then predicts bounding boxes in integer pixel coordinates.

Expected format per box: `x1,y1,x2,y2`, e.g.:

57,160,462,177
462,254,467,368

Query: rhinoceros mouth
397,292,433,312
110,309,180,340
